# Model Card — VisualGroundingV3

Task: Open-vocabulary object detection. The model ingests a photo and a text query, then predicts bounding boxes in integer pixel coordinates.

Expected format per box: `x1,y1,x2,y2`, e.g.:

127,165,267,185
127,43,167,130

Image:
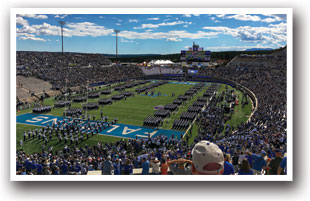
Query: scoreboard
181,43,211,67
181,50,211,62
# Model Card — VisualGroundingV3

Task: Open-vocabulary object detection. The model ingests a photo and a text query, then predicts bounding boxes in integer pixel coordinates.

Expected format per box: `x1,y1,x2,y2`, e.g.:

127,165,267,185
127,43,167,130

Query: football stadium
15,14,288,176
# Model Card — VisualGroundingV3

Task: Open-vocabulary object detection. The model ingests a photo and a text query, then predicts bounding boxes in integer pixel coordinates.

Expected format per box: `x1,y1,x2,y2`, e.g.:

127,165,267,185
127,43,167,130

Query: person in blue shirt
278,156,287,175
75,163,81,174
113,159,121,175
141,158,150,175
36,163,43,175
223,153,235,175
246,152,253,168
248,150,266,175
61,162,68,175
31,161,37,173
133,157,139,168
16,161,23,172
54,167,60,175
124,160,133,175
25,159,32,173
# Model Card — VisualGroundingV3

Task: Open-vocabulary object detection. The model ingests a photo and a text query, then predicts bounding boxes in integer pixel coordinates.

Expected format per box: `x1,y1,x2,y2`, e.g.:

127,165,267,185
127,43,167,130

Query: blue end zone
16,113,184,140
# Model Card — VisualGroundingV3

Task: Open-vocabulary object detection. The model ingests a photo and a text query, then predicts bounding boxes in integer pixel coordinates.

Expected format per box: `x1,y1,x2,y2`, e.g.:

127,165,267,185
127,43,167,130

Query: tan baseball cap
191,141,224,175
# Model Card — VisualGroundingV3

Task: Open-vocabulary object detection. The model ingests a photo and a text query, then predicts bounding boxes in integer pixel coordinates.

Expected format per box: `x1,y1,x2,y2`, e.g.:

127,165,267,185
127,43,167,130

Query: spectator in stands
167,158,192,175
277,156,287,175
267,149,283,175
191,141,224,175
249,150,267,175
232,153,239,173
238,159,253,175
160,159,169,175
150,158,160,175
113,159,121,175
102,156,113,175
223,153,235,175
141,158,150,175
124,159,133,175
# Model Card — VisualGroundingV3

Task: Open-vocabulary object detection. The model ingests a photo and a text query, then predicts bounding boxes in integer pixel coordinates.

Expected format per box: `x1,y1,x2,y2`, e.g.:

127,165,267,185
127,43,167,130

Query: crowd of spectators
16,51,144,88
196,49,287,175
141,67,183,75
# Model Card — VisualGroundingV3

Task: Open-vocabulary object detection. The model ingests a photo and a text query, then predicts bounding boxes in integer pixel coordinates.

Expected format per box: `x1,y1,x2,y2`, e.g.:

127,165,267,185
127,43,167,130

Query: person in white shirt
150,158,160,175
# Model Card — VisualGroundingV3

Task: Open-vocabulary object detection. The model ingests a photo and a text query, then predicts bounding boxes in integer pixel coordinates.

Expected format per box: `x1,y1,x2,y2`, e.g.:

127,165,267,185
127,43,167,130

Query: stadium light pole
114,29,120,62
59,21,66,117
59,21,65,53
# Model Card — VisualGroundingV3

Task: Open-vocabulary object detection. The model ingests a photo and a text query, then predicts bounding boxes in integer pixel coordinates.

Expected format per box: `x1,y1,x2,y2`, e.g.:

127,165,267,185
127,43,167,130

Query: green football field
16,81,252,154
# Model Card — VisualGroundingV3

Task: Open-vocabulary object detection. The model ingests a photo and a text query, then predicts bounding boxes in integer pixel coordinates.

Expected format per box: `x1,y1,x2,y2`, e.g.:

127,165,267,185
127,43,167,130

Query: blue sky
16,14,287,54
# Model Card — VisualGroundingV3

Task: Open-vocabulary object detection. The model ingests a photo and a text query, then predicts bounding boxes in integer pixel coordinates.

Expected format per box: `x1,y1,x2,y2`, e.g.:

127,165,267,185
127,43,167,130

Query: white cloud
158,21,189,26
214,14,286,23
183,14,191,18
54,14,68,19
216,14,226,18
129,19,138,23
147,17,159,20
261,14,286,23
134,20,192,29
99,16,104,19
226,14,261,22
16,26,36,35
193,14,200,16
183,25,188,28
116,23,121,26
134,23,159,29
210,17,221,23
261,18,277,23
16,16,29,26
120,38,134,43
166,38,182,42
207,45,273,51
19,34,46,42
64,22,114,37
17,14,48,19
203,22,287,45
263,14,286,21
27,22,114,37
32,23,60,36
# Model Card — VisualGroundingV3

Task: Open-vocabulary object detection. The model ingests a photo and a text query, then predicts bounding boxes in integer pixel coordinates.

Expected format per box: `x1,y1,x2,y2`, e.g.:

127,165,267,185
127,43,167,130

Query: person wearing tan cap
191,141,224,175
167,141,225,175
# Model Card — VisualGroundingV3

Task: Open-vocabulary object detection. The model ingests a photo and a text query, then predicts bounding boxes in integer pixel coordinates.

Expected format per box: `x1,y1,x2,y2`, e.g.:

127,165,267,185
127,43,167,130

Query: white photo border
10,7,293,181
